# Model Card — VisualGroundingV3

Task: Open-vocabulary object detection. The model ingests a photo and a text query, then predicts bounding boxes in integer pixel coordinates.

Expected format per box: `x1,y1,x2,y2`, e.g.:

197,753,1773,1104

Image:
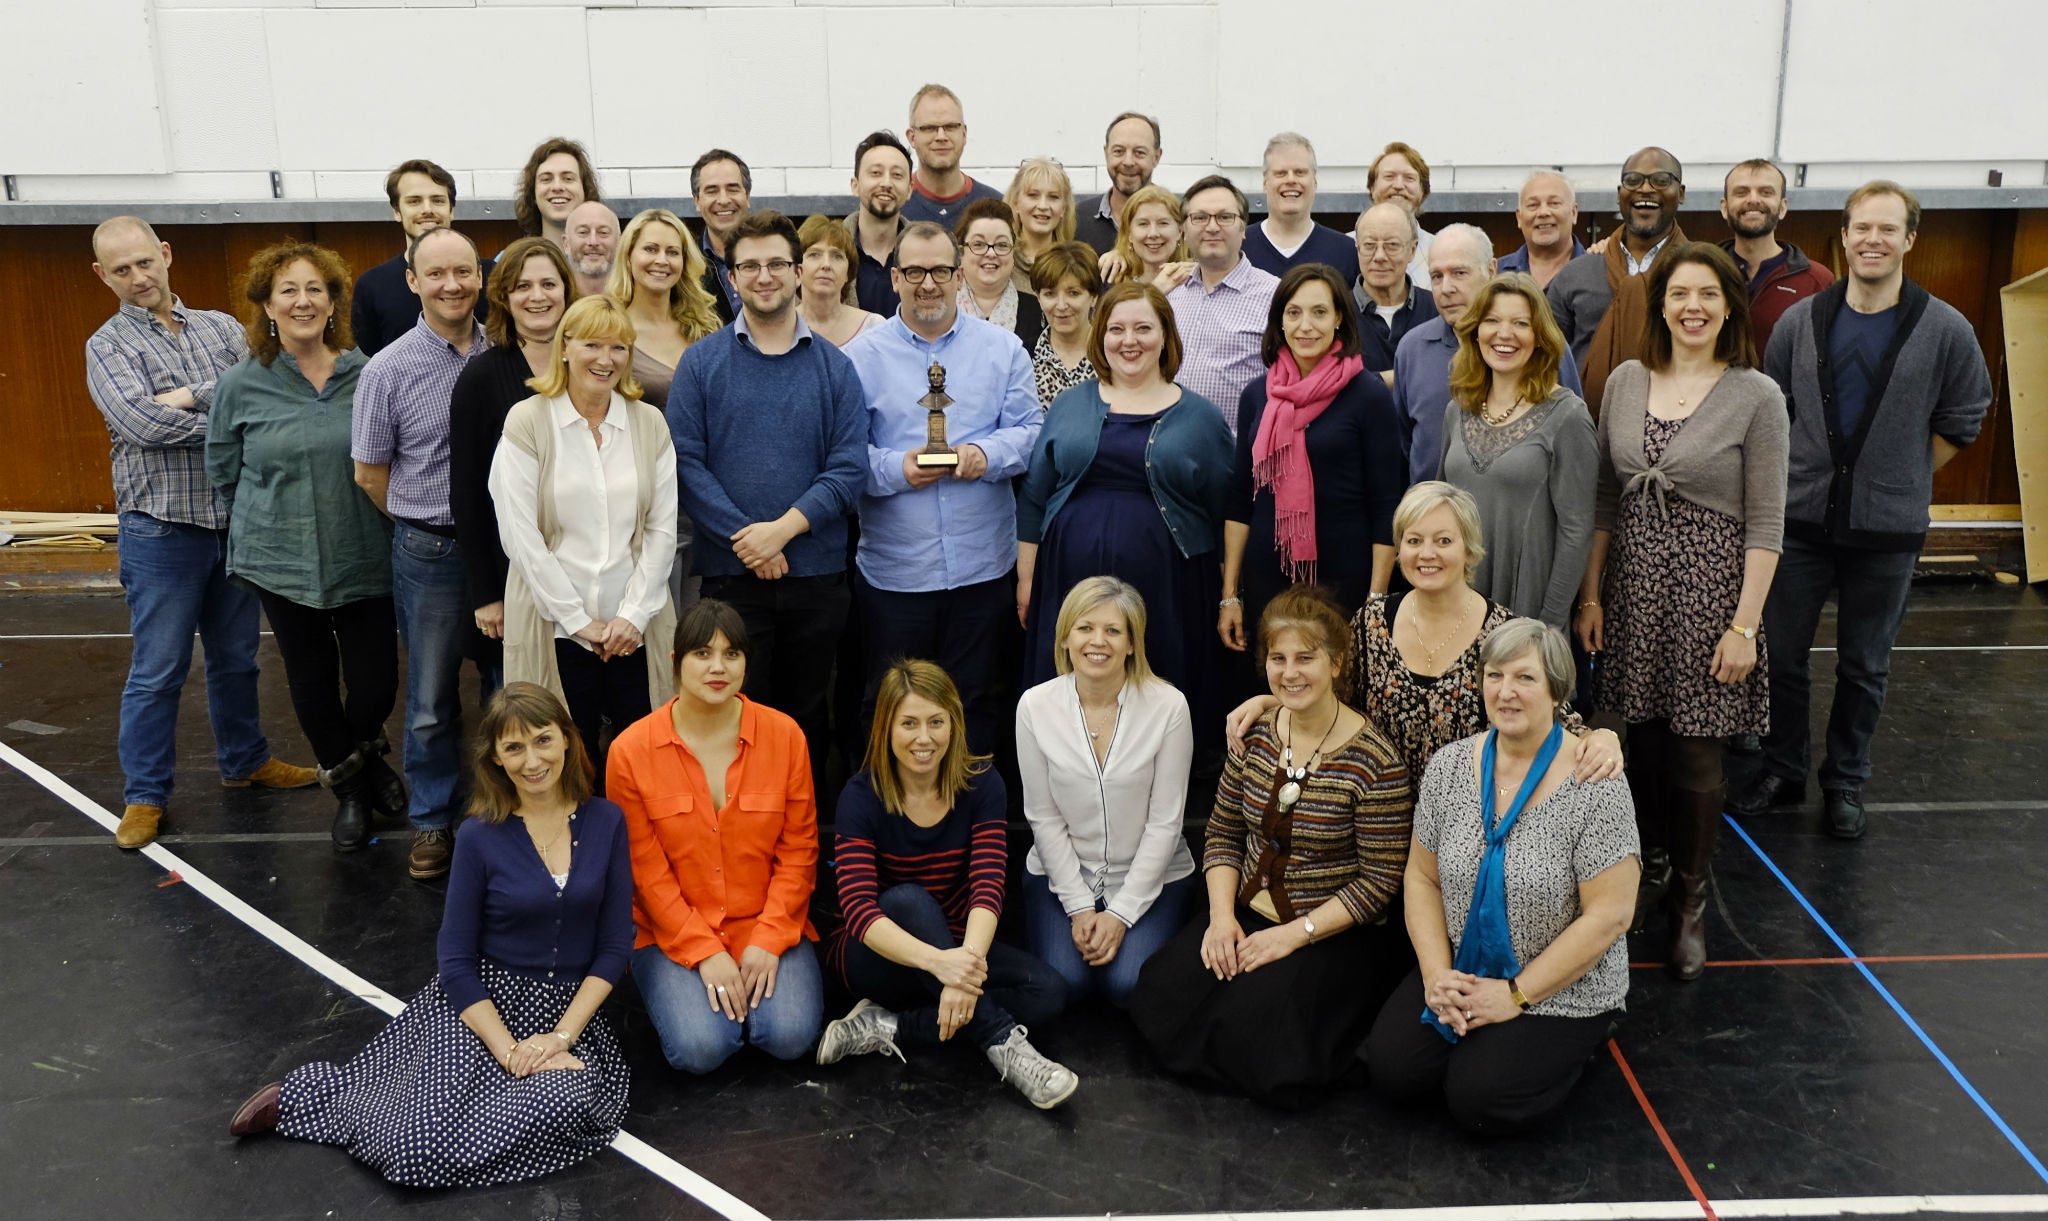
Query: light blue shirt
844,313,1043,592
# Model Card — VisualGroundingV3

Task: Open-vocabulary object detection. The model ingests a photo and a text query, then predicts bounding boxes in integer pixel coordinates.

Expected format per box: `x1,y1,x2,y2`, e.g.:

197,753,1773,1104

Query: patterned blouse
1416,734,1638,1017
1032,330,1095,409
1203,714,1412,927
1351,592,1586,784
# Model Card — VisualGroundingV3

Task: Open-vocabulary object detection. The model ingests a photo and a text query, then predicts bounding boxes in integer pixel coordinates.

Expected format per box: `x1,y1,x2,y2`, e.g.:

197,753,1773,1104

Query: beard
1729,207,1780,239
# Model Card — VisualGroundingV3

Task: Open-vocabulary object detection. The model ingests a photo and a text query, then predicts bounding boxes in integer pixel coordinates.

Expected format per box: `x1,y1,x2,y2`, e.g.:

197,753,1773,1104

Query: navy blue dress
1026,409,1222,715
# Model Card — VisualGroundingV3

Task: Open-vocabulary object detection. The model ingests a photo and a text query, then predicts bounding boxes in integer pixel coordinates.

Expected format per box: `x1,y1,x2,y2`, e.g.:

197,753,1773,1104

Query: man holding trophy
843,221,1043,753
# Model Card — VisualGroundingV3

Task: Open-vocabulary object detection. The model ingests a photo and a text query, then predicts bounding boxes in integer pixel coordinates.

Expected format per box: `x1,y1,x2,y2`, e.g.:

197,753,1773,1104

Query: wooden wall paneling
1,225,123,512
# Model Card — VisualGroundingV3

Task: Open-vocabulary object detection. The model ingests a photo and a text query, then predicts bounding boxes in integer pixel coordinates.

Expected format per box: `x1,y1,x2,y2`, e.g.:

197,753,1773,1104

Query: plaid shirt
350,314,490,524
1167,256,1278,436
84,298,248,528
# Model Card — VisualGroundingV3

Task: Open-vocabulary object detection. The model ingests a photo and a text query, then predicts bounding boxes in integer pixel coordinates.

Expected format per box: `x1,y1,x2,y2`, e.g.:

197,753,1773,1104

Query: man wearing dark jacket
1720,158,1835,355
1732,182,1991,838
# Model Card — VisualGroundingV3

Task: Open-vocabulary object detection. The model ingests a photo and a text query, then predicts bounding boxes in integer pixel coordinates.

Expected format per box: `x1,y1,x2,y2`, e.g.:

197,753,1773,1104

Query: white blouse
488,393,678,648
1016,673,1198,927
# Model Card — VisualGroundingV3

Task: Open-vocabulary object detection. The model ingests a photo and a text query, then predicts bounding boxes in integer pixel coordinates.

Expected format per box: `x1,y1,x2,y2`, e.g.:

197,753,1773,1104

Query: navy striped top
825,770,1009,978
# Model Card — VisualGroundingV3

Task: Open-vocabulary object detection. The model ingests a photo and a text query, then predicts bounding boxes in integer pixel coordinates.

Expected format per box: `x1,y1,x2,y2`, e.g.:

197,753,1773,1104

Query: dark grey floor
4,581,2047,1220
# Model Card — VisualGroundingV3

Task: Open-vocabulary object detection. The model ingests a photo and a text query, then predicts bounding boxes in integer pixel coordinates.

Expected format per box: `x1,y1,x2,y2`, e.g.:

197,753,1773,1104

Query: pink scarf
1252,350,1365,583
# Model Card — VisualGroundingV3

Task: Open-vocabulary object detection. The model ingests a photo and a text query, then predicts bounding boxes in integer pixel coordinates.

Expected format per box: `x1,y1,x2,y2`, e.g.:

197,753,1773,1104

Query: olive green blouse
207,348,391,608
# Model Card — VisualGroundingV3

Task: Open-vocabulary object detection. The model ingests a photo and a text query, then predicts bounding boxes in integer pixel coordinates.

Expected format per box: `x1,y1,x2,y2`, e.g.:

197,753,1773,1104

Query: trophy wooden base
916,449,960,468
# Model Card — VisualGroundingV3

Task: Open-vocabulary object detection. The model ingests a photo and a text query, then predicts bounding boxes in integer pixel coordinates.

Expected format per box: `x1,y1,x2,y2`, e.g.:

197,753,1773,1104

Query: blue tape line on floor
1725,814,2048,1186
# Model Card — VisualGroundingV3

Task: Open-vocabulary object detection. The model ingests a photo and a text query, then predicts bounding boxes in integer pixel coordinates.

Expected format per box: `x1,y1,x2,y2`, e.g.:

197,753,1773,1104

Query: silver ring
715,985,727,993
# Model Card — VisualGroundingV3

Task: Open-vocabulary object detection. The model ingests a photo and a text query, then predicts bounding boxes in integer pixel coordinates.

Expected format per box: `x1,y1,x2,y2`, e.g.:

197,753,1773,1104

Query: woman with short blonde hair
1006,157,1078,287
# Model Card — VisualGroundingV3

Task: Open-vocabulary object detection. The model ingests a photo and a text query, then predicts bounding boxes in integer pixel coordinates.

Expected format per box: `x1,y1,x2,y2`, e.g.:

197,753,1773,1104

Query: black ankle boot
1666,788,1723,982
319,751,373,851
357,737,408,822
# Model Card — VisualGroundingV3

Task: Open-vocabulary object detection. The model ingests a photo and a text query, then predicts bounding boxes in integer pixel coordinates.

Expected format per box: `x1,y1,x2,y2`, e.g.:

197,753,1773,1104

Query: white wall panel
1215,0,1782,168
262,6,593,171
1779,0,2048,163
0,1,169,175
159,10,280,172
14,172,278,202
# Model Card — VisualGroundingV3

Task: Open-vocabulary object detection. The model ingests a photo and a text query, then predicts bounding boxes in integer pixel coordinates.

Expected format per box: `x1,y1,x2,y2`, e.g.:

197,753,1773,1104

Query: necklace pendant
1276,780,1302,808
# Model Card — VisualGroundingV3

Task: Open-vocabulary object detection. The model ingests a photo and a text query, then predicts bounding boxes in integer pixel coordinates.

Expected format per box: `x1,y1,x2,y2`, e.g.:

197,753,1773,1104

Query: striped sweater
1204,714,1413,926
825,769,1009,980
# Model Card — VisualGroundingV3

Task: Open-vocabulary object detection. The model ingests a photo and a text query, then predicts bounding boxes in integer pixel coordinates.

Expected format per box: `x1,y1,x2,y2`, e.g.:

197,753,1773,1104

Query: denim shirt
1018,381,1234,559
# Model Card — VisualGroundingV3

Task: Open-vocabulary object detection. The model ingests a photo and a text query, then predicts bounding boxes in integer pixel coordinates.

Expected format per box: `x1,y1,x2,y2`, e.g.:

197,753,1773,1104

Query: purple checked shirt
350,314,489,524
1167,256,1279,437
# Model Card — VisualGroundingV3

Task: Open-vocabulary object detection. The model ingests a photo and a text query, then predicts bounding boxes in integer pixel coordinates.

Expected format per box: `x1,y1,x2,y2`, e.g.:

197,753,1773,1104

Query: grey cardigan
1763,278,1992,551
1439,386,1599,628
1593,362,1790,552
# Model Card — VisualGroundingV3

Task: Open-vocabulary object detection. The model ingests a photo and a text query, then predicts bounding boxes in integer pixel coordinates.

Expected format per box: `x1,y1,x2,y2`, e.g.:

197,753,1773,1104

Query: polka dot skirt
276,960,630,1188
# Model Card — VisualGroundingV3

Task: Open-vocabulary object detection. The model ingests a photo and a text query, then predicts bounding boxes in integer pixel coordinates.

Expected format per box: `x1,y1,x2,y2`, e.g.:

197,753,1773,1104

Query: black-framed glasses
733,259,794,278
911,122,964,138
1620,171,1681,189
1186,211,1244,228
964,238,1014,256
898,265,958,285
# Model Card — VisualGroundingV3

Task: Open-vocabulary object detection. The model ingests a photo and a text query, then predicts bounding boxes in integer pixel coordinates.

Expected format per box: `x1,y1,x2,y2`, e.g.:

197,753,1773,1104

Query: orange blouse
606,696,819,968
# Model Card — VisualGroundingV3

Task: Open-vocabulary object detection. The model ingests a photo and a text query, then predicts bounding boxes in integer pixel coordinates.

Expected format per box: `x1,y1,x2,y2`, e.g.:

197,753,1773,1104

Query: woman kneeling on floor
229,682,633,1186
1363,618,1638,1134
606,598,824,1072
1129,584,1415,1109
819,660,1078,1109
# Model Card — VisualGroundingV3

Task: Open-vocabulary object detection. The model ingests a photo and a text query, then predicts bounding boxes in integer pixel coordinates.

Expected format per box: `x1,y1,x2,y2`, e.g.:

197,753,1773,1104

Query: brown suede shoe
408,828,454,880
229,1081,283,1136
223,758,318,789
115,804,163,849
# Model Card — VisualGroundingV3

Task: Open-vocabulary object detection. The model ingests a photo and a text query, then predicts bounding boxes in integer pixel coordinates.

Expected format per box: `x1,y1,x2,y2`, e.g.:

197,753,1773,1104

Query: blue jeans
1023,869,1197,1009
116,511,269,805
1761,537,1919,792
391,522,495,829
632,939,824,1073
841,884,1068,1051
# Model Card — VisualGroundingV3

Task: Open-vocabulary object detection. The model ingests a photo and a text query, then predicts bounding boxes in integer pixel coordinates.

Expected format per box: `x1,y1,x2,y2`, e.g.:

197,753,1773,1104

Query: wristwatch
1508,977,1532,1010
1301,918,1318,944
1727,622,1757,640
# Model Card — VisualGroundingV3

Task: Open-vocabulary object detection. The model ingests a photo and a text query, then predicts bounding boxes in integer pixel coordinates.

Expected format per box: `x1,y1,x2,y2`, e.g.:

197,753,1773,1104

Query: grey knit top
1593,362,1790,552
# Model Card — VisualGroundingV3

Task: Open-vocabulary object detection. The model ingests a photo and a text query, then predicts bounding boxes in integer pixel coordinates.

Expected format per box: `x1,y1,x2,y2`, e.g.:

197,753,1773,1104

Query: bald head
1355,201,1418,295
90,216,174,314
564,201,620,283
1517,172,1579,257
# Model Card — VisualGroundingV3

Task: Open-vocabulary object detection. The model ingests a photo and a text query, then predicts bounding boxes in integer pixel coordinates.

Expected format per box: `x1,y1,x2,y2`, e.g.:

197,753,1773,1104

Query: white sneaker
816,999,905,1066
984,1026,1078,1109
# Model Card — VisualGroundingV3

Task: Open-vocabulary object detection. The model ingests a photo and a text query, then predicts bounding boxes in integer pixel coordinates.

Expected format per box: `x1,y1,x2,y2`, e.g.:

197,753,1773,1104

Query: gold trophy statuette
916,361,960,468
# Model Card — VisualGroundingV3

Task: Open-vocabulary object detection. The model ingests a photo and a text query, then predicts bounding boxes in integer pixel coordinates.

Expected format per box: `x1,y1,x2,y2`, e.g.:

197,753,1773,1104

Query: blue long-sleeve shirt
436,798,636,1012
666,313,869,579
844,313,1042,592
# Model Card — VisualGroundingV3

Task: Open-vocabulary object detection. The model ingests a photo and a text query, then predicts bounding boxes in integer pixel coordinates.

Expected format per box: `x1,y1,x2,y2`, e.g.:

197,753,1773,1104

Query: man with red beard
1720,158,1834,354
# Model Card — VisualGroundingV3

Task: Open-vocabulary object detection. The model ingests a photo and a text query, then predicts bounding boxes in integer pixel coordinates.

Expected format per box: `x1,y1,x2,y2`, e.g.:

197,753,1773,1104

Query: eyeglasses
911,123,965,138
898,265,958,285
1357,240,1410,256
1186,212,1244,229
732,259,794,278
1620,171,1681,189
964,238,1014,256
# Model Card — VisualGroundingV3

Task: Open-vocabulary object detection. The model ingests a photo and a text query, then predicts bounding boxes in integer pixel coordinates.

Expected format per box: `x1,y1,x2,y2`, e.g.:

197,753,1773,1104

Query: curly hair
515,137,600,236
239,242,353,365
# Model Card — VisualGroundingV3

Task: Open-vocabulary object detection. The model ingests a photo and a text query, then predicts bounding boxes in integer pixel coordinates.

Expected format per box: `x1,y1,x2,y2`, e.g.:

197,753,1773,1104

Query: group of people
81,83,1993,1188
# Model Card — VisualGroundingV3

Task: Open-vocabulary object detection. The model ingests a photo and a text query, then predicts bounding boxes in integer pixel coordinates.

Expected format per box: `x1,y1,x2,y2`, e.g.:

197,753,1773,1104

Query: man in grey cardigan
1732,182,1991,838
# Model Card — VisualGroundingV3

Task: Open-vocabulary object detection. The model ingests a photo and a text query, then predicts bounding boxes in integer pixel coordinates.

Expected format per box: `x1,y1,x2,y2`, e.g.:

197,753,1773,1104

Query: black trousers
253,588,399,771
700,570,851,789
1363,966,1616,1134
858,573,1011,759
553,639,651,779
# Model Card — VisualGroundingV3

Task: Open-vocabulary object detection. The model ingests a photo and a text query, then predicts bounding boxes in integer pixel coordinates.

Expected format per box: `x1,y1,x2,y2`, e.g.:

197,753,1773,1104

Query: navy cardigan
436,797,636,1012
1017,380,1235,558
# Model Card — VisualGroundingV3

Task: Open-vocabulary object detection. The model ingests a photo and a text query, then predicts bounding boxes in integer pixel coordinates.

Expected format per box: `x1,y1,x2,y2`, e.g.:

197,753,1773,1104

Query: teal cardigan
1017,381,1234,558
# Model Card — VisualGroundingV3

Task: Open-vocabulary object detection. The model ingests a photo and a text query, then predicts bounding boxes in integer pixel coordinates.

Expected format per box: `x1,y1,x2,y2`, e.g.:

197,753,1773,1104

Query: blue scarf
1422,723,1564,1043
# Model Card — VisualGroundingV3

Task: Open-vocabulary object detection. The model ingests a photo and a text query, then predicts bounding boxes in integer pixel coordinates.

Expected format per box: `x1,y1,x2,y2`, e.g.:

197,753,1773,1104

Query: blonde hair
1447,273,1566,413
526,296,645,401
1051,576,1156,685
1006,158,1078,250
1112,184,1187,280
862,660,991,816
606,208,720,345
1392,480,1486,585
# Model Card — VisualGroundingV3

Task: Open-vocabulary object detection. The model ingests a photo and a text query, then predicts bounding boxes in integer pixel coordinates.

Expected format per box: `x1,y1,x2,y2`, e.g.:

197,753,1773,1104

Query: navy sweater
1243,220,1357,280
666,324,870,579
825,770,1009,980
435,798,636,1012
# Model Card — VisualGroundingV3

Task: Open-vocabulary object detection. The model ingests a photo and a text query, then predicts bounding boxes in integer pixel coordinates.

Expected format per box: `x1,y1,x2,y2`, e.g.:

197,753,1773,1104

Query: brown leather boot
1665,788,1723,982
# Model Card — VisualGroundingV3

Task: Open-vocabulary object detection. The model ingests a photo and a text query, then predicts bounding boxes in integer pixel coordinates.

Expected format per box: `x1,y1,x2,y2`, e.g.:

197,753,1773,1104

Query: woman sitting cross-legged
819,660,1077,1109
228,683,633,1187
1363,618,1639,1134
1129,585,1414,1109
606,598,824,1073
1016,576,1198,1009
